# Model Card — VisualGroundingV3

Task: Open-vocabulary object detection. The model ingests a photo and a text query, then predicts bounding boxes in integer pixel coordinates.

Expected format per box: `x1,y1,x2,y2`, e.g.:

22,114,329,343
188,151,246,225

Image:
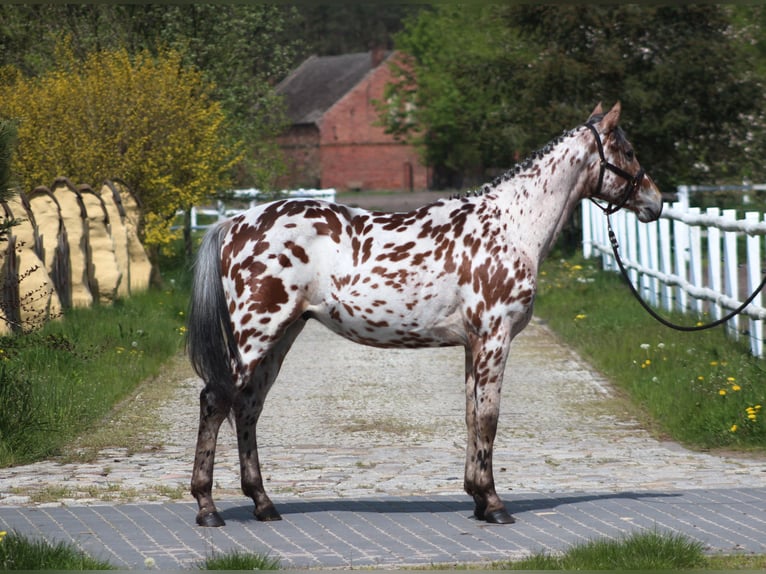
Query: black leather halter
585,121,645,215
585,121,766,332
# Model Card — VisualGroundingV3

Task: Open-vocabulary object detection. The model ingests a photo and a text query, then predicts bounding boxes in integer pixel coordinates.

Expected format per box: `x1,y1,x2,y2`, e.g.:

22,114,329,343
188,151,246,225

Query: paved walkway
1,319,765,569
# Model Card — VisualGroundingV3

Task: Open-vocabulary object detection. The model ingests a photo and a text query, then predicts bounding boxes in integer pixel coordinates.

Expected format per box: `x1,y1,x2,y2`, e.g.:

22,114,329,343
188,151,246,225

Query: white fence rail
176,188,337,231
582,200,766,357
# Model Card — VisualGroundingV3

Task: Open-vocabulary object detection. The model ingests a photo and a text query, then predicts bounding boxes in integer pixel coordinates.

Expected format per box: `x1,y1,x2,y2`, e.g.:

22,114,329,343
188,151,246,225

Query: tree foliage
0,4,302,190
0,42,242,250
0,119,17,240
382,5,766,191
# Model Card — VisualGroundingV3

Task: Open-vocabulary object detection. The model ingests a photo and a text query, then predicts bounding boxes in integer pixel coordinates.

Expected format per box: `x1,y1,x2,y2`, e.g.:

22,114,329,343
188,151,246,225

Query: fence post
582,201,593,259
658,217,673,311
722,209,739,339
637,217,653,304
672,202,689,312
676,185,690,211
687,207,704,315
706,207,722,320
647,219,660,307
746,212,763,357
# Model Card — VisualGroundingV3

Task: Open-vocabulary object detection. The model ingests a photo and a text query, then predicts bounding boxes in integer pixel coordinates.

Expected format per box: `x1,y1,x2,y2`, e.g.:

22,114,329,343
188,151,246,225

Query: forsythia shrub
0,39,243,250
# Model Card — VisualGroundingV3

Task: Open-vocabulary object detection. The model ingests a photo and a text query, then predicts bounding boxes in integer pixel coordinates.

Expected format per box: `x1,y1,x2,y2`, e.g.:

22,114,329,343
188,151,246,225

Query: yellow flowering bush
0,39,243,250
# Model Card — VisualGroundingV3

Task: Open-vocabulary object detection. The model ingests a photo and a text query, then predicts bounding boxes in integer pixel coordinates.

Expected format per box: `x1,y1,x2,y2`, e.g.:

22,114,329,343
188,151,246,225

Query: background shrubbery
0,43,240,253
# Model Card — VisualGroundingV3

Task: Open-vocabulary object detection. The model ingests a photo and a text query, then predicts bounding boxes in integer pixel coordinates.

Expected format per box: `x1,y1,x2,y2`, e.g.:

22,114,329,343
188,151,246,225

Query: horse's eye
625,148,635,162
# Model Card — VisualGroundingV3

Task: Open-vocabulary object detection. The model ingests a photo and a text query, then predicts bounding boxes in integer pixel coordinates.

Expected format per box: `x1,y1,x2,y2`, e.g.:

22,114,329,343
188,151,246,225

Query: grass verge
502,529,706,570
0,267,189,467
200,550,281,570
535,253,766,451
0,530,115,570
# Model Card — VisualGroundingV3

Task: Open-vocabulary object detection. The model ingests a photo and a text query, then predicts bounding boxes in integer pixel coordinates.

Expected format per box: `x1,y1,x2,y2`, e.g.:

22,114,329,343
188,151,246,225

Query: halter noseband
585,121,645,215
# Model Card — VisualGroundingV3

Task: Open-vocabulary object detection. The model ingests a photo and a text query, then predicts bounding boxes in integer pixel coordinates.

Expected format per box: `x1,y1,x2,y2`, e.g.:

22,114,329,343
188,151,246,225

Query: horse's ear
588,102,603,120
599,101,622,132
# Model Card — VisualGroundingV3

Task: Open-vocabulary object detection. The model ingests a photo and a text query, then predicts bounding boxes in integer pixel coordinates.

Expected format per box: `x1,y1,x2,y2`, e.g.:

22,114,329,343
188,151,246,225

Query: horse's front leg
191,384,231,527
464,332,514,524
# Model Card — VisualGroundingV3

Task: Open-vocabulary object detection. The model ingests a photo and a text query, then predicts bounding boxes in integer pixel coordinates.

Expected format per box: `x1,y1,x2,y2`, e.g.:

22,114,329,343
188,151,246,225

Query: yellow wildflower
731,384,741,392
719,389,727,396
730,424,738,432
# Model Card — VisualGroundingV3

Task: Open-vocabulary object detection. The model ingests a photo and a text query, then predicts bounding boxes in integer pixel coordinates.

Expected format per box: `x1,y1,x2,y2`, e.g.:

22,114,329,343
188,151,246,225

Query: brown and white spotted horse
187,102,662,527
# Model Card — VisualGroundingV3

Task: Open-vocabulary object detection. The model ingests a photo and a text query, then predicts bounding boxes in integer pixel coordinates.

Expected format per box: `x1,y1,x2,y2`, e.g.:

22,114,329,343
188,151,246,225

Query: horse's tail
187,221,240,404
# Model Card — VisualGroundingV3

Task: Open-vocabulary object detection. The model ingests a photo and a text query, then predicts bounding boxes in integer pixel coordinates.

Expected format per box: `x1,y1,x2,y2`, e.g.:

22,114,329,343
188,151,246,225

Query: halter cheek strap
585,121,645,215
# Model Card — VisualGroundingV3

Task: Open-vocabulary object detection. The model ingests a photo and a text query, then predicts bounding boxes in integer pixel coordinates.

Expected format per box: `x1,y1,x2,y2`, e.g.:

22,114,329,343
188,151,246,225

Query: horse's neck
490,133,592,265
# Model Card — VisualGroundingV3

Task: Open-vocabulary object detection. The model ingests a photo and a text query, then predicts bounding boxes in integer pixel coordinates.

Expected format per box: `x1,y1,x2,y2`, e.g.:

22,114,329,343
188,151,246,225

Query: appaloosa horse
187,102,662,527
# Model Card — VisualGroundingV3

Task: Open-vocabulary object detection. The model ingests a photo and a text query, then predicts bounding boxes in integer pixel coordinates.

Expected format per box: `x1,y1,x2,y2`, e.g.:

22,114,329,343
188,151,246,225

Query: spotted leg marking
463,329,515,524
191,385,231,527
235,319,306,521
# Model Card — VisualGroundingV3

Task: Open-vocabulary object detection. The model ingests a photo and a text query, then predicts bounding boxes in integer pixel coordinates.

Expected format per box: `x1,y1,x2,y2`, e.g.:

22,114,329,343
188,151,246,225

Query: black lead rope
605,213,766,332
585,119,766,331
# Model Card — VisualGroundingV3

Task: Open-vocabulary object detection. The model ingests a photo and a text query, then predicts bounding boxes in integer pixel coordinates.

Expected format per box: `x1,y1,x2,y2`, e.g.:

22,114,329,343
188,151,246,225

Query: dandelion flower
719,389,727,396
730,424,738,432
697,376,705,381
574,314,587,321
144,557,156,568
731,384,741,392
748,413,757,421
640,343,651,351
0,530,6,541
710,360,719,366
657,342,665,349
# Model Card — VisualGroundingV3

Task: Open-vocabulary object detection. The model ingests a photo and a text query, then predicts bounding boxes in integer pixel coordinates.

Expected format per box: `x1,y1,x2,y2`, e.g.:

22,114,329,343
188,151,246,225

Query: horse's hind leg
234,318,306,521
191,385,231,527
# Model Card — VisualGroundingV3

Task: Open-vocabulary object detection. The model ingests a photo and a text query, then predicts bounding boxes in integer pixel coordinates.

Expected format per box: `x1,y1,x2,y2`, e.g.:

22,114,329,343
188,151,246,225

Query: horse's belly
307,300,465,349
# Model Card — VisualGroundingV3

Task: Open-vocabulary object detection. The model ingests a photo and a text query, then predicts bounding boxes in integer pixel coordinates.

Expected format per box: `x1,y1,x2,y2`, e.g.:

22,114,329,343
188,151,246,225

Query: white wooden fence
178,188,337,231
582,200,766,357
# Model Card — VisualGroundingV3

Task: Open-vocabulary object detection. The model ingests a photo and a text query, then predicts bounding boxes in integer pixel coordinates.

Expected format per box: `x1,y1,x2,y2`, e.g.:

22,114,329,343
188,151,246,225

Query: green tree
380,5,528,188
0,4,302,190
382,5,765,191
0,119,17,239
0,43,242,256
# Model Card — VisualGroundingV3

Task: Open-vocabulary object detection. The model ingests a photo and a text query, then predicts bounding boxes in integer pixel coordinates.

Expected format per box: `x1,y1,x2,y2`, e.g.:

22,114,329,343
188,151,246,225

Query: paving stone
0,320,764,568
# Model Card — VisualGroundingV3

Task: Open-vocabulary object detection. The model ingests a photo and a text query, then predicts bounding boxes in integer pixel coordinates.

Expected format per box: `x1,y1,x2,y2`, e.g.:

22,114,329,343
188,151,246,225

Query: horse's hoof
197,511,226,527
484,508,516,524
255,505,282,522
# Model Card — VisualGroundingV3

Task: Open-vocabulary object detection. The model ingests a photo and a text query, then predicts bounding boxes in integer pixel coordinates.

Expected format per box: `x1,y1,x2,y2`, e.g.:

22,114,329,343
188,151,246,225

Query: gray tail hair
186,221,240,404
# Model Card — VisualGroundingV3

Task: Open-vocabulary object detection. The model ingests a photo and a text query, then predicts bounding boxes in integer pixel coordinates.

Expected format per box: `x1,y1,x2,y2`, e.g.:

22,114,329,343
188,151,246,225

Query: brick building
275,50,430,192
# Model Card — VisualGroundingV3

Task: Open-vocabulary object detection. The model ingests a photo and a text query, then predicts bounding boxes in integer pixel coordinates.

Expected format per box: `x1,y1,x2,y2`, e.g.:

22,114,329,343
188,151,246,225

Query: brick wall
276,125,321,189
320,53,428,191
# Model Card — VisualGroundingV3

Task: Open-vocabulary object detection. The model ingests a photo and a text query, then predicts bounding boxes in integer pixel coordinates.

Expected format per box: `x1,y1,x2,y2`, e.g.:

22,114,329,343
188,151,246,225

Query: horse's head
585,102,663,222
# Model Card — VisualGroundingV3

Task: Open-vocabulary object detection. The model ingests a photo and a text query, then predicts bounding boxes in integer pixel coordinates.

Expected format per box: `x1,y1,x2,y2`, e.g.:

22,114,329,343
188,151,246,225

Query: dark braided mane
449,126,580,200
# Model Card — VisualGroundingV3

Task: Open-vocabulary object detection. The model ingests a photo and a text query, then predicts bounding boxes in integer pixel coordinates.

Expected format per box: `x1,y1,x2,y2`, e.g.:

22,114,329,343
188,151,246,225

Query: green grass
535,253,766,451
501,529,705,570
0,265,190,467
200,550,281,570
0,531,115,570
